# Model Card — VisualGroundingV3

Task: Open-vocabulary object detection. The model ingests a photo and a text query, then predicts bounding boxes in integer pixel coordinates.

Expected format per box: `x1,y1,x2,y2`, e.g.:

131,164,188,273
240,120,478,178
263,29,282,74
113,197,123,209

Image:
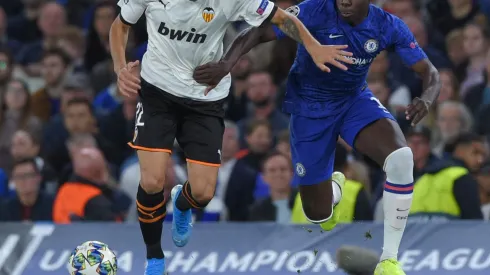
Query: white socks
380,147,414,261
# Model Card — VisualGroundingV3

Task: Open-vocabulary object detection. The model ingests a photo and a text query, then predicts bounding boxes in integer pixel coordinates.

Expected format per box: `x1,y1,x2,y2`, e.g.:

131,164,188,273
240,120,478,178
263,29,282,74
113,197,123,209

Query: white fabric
118,0,274,101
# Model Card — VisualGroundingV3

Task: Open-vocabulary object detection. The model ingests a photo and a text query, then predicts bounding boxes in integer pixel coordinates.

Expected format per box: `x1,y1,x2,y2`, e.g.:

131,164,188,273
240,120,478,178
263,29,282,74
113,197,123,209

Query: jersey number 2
135,102,145,127
370,97,390,114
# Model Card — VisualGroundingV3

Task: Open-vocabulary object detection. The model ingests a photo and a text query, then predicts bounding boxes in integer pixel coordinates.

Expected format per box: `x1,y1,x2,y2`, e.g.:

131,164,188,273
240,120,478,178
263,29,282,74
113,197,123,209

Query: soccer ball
67,241,118,275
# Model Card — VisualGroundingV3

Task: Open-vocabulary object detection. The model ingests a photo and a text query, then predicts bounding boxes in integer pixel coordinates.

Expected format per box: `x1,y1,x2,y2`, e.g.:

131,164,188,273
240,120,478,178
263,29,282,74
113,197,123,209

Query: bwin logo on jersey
158,22,207,44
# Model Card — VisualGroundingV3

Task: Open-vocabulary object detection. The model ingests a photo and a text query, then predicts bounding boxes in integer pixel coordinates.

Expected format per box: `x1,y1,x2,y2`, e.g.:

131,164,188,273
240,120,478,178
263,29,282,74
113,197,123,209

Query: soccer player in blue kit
193,0,441,274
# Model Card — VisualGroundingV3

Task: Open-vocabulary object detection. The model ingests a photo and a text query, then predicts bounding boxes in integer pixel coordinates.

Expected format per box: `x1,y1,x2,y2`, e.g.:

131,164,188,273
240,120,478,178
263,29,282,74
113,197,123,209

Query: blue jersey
273,0,427,118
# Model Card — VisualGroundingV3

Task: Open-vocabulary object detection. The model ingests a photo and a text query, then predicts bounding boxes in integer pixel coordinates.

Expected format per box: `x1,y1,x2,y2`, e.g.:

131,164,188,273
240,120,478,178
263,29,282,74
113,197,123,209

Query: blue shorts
290,89,395,186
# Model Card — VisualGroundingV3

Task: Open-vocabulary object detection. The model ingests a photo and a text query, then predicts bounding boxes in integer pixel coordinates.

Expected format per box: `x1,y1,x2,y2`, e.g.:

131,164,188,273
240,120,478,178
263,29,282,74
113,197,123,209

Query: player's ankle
146,243,164,259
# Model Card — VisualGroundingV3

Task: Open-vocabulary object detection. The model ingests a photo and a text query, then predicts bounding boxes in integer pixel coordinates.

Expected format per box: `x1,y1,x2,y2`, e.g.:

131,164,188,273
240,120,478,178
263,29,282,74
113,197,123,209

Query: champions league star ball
67,241,117,275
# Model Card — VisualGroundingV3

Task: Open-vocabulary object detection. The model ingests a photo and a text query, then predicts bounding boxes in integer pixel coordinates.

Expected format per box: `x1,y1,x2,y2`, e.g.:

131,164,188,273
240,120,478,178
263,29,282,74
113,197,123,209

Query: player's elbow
270,7,290,26
110,16,130,37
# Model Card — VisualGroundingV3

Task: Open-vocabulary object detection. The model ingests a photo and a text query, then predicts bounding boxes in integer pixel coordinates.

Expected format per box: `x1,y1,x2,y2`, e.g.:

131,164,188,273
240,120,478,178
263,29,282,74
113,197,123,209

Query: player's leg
341,91,413,275
290,114,345,230
129,80,177,274
171,111,223,247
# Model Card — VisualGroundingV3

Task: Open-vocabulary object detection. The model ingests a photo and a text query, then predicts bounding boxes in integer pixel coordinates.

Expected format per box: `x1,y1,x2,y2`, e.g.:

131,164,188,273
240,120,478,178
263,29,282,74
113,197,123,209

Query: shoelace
176,210,190,234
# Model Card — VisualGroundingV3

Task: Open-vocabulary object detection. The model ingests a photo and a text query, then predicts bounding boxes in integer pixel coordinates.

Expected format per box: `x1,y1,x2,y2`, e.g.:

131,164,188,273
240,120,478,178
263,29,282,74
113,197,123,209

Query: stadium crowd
0,0,489,226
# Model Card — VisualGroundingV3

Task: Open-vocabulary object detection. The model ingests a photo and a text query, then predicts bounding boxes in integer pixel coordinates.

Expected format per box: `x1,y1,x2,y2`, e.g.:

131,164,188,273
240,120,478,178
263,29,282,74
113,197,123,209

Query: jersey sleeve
222,0,276,27
390,17,428,66
117,0,146,25
273,0,315,40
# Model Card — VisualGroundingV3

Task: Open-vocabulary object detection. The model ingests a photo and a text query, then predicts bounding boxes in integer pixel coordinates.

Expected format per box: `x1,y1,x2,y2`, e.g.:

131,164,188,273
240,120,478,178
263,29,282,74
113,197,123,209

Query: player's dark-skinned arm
109,16,141,97
194,8,353,92
453,174,484,219
405,59,441,126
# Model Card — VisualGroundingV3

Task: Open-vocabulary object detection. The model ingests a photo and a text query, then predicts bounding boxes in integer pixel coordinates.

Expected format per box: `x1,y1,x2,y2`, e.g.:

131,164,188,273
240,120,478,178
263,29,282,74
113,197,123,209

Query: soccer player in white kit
110,0,353,273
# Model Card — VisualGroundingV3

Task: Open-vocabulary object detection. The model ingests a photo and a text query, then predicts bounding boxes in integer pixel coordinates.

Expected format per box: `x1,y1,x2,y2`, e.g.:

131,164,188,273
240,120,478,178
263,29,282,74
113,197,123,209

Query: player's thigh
340,90,407,166
290,114,339,186
177,112,223,201
132,80,177,192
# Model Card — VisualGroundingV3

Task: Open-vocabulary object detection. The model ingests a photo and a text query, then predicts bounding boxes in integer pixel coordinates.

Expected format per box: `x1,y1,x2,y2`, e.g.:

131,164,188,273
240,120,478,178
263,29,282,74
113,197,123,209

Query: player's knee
302,203,333,222
188,179,215,207
383,147,414,183
140,173,166,194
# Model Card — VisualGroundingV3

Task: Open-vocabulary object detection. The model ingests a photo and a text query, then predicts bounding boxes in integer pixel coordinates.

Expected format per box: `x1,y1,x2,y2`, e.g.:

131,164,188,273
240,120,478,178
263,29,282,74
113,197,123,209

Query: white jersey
118,0,275,101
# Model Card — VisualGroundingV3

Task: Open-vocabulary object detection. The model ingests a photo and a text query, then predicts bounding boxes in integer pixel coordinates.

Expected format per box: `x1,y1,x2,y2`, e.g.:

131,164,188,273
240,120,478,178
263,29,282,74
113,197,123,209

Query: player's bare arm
109,16,141,97
194,9,353,89
271,8,354,72
405,59,441,126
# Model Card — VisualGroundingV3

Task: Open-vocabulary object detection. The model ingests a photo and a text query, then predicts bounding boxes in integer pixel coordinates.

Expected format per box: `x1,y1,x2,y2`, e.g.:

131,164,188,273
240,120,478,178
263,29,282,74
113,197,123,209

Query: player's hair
245,119,272,136
260,150,292,172
437,101,473,132
42,47,72,67
12,157,40,175
224,120,240,139
277,129,290,144
444,132,485,154
65,97,94,115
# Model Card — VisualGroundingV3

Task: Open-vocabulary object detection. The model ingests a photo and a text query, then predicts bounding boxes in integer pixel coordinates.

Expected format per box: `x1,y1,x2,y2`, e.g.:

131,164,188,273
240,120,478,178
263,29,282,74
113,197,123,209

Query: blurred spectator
84,1,117,72
237,120,273,172
445,29,468,81
225,55,253,122
237,71,289,147
0,8,22,57
6,0,44,43
291,143,373,224
422,69,460,128
10,129,57,194
389,15,450,98
93,83,121,114
30,48,71,122
249,151,295,223
478,161,490,220
0,47,13,90
406,126,439,180
433,101,473,157
17,2,67,74
464,48,490,117
275,130,291,160
98,90,136,160
53,146,127,223
460,22,489,97
0,158,53,221
410,132,487,220
41,78,93,170
59,98,120,170
216,120,257,221
0,79,42,171
427,0,485,36
368,51,411,114
57,26,86,74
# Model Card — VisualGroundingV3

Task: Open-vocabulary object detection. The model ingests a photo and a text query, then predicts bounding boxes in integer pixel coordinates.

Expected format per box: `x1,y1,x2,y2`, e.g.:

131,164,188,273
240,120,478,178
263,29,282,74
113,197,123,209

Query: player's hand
310,45,354,72
193,61,232,96
405,97,431,126
117,61,141,98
